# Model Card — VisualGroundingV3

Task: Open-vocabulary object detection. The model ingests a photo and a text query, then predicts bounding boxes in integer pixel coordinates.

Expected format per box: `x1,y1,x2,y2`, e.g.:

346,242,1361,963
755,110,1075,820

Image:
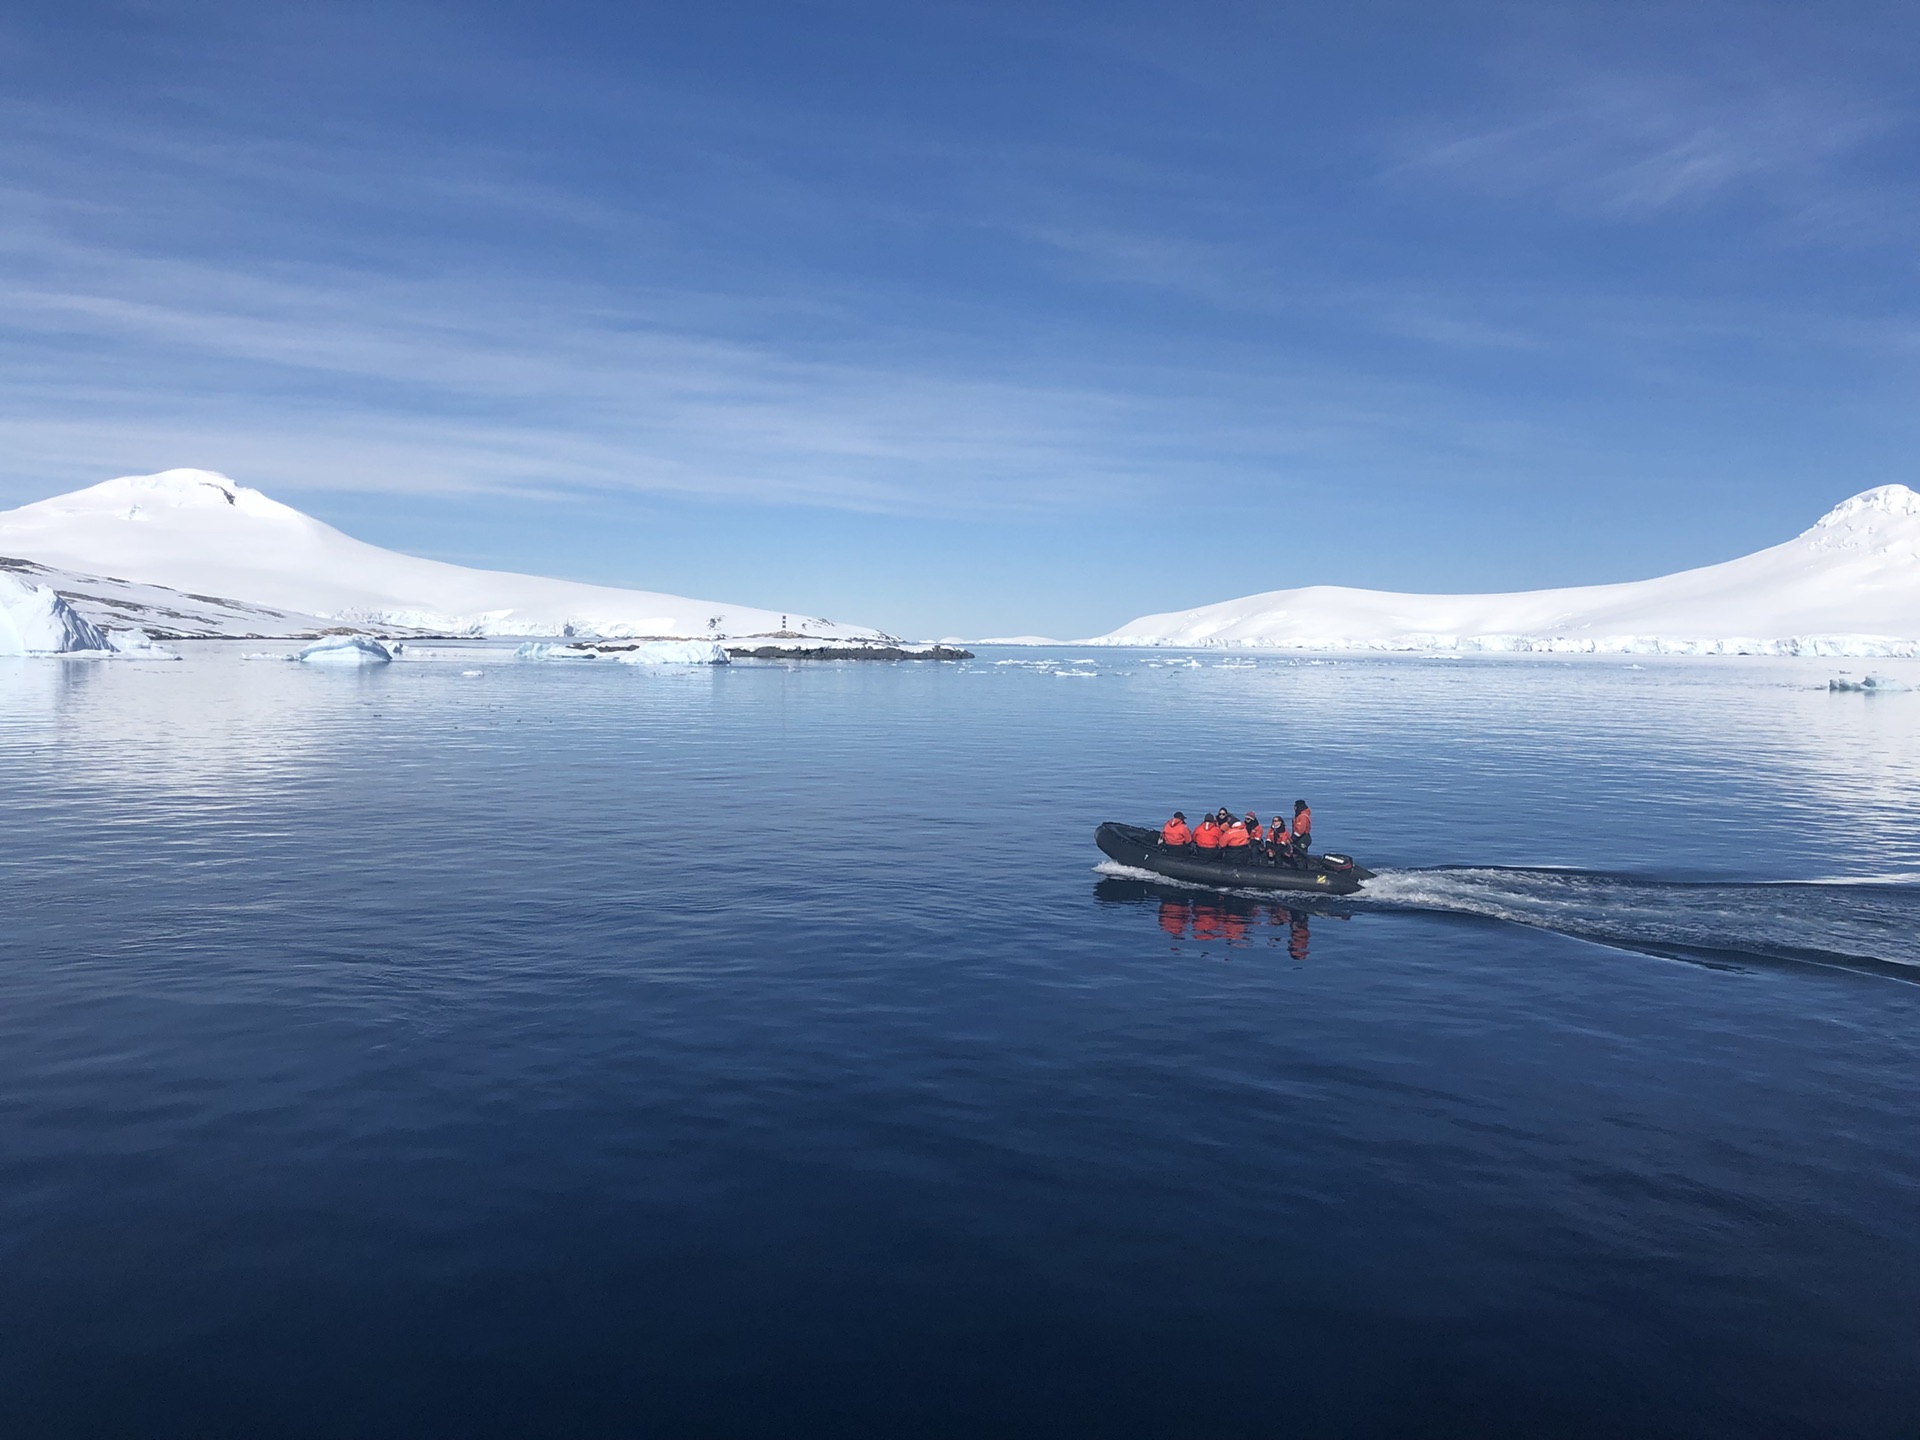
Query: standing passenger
1292,800,1313,856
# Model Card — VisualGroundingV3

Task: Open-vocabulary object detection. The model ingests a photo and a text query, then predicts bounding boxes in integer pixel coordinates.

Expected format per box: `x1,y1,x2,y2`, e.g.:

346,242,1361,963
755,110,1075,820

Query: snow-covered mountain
1092,486,1920,656
0,470,888,642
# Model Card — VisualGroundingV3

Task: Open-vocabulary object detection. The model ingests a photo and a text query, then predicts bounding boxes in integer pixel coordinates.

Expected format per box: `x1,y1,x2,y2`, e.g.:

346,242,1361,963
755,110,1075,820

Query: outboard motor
1319,853,1356,874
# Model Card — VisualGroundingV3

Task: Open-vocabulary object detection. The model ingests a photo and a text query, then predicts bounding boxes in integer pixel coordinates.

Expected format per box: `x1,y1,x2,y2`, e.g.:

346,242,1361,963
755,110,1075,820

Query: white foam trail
1354,866,1920,972
1771,872,1920,887
1099,861,1920,971
1093,860,1218,890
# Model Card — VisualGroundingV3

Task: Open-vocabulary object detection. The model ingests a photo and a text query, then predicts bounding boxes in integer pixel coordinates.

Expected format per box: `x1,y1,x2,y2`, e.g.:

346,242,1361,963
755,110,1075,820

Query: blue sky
1,0,1916,638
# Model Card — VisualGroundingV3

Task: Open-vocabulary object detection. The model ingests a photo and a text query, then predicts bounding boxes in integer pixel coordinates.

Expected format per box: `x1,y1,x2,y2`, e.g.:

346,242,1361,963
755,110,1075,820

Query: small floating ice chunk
298,635,393,666
104,628,180,660
514,641,586,660
1828,673,1908,693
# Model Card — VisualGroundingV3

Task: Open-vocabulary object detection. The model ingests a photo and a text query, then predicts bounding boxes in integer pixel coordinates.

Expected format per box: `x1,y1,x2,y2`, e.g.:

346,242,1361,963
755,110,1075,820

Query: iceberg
513,641,592,661
0,573,110,655
1093,485,1920,655
515,639,729,664
614,641,730,665
297,635,394,666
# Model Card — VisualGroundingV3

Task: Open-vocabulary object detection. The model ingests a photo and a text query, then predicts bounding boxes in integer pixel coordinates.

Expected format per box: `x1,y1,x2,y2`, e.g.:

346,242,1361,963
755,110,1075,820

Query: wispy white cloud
1,1,1914,572
0,216,1424,516
1394,64,1908,234
0,270,1140,513
0,94,1604,521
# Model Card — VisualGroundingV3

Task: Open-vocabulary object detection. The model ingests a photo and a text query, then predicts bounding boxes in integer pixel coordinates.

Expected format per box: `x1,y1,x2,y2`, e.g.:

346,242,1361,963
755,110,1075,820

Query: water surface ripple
2,647,1917,1438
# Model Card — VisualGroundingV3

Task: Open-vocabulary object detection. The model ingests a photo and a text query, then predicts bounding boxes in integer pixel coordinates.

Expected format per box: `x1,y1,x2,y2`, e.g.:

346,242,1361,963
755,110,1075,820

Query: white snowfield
0,470,889,643
1,555,338,639
1093,486,1920,656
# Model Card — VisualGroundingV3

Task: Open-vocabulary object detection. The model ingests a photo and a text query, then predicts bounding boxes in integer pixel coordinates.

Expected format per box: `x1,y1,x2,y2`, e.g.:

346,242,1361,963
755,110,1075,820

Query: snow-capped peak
30,468,311,527
1802,483,1920,555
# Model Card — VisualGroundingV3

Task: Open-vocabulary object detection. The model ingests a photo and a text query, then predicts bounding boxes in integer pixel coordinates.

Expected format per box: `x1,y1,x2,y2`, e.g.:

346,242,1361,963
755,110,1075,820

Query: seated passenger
1268,815,1295,864
1194,815,1223,852
1242,812,1265,862
1161,811,1193,848
1222,815,1252,854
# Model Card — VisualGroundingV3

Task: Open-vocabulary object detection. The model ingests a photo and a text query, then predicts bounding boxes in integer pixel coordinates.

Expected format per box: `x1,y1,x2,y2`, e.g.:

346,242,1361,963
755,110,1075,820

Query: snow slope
1093,486,1920,656
0,470,888,642
0,556,340,639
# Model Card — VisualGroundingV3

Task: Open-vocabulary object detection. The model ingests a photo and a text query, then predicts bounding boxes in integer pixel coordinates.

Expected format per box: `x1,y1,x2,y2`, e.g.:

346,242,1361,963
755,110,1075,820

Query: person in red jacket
1194,815,1223,853
1268,814,1295,865
1160,812,1193,849
1291,801,1312,855
1241,812,1265,863
1222,814,1252,854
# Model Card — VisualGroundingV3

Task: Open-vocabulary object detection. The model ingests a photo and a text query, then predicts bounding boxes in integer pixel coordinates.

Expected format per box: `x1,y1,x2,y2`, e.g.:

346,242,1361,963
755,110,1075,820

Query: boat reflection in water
1095,877,1346,958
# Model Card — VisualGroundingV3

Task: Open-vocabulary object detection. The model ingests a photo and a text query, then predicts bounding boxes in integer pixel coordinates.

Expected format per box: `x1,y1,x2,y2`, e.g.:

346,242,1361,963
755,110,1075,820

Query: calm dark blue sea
3,647,1918,1438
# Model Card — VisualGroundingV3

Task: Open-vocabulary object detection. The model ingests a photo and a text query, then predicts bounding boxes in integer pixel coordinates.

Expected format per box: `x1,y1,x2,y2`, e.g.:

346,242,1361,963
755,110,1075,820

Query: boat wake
1359,866,1920,978
1094,860,1201,886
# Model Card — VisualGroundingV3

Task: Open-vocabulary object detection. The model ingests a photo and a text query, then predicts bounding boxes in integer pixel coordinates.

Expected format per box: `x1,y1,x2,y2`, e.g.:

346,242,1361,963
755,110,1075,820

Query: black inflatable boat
1095,822,1376,895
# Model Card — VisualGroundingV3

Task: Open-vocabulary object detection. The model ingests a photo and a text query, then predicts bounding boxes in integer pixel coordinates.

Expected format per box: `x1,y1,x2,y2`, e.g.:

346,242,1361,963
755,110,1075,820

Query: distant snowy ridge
1092,485,1920,656
0,470,889,642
